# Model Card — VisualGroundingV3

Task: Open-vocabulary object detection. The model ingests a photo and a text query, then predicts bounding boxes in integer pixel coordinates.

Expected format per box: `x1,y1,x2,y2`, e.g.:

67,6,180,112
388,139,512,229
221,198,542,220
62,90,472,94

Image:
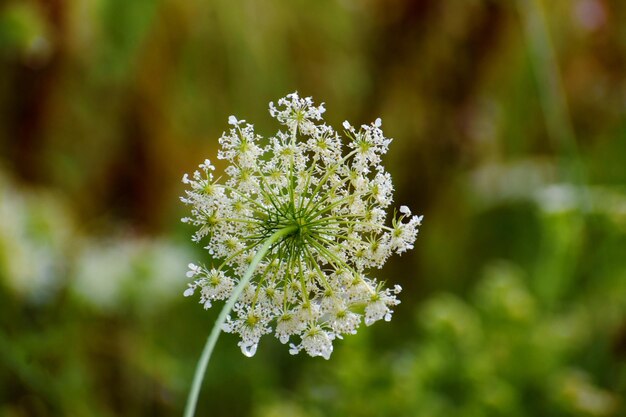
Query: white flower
291,324,335,360
269,92,326,136
182,93,422,358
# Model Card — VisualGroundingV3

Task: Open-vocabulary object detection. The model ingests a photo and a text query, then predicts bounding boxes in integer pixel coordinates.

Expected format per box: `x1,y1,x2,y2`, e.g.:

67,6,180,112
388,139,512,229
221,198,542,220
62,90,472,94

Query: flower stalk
183,225,297,417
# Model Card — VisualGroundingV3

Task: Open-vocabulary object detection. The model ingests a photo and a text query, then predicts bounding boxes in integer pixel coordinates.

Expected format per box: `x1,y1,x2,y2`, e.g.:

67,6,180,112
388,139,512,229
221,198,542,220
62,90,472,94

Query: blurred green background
1,0,625,416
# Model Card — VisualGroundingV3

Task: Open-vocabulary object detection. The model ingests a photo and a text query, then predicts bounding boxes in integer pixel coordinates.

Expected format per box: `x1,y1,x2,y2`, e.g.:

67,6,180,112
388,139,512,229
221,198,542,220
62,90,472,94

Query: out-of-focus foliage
1,0,625,416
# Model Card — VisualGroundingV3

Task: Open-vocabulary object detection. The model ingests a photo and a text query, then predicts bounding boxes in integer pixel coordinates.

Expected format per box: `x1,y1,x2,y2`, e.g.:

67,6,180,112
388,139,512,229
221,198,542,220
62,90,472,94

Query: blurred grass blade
517,0,587,193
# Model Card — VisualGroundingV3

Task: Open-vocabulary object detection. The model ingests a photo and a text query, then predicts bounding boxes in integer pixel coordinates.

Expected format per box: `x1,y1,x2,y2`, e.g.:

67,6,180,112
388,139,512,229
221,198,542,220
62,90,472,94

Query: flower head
182,92,422,359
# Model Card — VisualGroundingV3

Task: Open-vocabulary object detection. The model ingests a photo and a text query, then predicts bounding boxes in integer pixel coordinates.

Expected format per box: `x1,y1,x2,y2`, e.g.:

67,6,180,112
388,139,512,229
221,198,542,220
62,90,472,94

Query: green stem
183,225,297,417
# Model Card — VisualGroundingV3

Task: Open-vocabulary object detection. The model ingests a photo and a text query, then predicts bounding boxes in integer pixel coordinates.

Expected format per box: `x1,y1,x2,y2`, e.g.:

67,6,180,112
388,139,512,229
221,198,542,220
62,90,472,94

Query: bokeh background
1,0,625,416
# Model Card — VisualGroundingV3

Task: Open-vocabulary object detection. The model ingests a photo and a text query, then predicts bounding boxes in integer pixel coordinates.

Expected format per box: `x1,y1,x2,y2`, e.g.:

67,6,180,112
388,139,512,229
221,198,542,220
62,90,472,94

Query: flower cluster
182,92,422,359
